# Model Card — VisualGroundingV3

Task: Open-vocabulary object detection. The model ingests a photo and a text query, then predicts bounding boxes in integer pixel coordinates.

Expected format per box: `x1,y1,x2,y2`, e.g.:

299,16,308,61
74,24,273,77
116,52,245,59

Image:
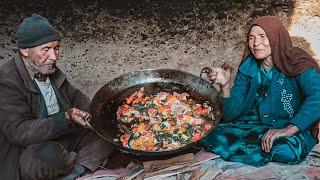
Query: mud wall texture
1,0,318,98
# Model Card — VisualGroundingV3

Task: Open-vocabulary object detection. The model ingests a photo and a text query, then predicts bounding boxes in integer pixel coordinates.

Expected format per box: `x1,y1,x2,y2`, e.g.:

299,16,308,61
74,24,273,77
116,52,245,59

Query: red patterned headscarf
241,16,319,76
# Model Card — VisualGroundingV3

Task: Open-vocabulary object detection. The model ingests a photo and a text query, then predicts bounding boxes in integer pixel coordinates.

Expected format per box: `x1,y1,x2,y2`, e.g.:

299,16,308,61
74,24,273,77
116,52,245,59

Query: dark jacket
0,54,91,180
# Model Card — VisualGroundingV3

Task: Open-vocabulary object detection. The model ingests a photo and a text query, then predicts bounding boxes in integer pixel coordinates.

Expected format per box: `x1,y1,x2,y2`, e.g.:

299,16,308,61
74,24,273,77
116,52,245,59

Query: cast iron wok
90,69,221,156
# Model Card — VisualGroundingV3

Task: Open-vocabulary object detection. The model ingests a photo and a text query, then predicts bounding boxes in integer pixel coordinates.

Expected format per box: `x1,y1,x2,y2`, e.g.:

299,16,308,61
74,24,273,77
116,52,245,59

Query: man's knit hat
16,13,61,48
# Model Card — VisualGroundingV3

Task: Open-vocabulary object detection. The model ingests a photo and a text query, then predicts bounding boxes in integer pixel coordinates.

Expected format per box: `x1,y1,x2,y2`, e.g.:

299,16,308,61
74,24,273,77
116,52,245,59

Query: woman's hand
261,124,299,152
208,67,231,97
65,108,91,128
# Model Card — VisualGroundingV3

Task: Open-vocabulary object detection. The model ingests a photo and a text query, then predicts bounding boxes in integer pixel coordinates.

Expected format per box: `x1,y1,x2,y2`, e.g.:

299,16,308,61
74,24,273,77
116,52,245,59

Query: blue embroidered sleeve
290,68,320,130
222,71,251,121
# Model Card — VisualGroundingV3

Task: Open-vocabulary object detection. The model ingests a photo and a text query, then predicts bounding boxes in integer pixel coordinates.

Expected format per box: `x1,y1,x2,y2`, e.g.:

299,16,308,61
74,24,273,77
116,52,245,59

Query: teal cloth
272,144,297,162
239,65,273,122
201,122,307,166
201,64,308,166
221,56,320,135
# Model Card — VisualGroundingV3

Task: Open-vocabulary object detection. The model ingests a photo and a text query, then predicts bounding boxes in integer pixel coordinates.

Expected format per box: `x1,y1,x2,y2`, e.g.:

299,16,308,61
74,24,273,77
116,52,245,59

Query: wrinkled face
21,41,60,75
248,26,272,61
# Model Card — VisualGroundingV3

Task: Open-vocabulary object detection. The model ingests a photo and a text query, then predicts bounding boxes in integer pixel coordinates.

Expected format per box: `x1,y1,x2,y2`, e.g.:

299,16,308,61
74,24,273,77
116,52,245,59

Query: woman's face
248,26,272,61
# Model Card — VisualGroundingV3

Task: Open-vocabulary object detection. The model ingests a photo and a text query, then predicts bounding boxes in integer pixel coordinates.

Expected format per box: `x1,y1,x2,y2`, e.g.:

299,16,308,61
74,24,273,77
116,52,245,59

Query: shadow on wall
5,0,318,71
1,0,295,50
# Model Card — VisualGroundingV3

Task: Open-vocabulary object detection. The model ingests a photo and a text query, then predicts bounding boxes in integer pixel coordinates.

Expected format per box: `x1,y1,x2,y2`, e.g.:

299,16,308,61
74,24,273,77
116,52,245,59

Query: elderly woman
201,16,320,166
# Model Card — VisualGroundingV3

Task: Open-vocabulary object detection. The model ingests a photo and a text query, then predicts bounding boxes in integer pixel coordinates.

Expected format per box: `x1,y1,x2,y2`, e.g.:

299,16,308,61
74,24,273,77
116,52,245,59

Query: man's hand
261,124,299,152
65,108,91,128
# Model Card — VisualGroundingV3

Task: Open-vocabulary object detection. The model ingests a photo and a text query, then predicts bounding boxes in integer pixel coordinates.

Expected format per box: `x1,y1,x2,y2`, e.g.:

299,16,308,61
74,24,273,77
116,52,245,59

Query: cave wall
2,0,317,98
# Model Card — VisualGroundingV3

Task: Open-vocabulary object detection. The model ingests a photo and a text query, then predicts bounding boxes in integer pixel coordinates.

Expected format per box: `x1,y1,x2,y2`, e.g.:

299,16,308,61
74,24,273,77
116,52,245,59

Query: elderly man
0,13,114,179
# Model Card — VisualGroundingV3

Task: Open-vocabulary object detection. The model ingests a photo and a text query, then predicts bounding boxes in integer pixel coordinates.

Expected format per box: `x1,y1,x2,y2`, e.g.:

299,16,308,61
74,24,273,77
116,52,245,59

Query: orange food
115,87,215,151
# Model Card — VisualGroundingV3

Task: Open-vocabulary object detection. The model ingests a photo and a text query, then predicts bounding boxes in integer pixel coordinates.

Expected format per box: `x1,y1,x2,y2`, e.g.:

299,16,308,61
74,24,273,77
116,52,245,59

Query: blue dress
201,56,320,166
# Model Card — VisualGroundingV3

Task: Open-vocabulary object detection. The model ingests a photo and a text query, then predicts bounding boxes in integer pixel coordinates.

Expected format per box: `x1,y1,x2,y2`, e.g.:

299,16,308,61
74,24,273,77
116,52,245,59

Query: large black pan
90,69,221,156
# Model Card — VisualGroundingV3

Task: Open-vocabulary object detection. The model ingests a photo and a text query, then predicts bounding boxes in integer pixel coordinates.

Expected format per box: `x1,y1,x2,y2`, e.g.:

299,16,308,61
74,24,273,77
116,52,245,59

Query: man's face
248,26,272,61
22,41,60,75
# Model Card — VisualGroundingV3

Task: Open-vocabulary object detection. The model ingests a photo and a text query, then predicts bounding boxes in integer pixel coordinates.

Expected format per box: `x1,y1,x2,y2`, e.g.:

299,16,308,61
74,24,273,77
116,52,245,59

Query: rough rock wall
1,0,315,98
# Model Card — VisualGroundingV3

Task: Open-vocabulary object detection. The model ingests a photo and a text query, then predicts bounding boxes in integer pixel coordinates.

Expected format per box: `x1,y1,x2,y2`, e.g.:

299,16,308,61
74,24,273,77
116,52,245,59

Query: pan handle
200,67,213,84
200,62,234,80
119,149,131,154
200,67,212,78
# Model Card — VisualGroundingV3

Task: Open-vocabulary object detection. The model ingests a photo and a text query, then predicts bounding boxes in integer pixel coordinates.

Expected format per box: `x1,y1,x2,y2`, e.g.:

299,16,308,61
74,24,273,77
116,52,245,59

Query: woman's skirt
200,122,308,166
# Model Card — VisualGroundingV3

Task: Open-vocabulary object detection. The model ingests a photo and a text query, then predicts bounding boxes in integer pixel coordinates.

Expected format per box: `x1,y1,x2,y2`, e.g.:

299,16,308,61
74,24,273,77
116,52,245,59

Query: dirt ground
1,0,307,98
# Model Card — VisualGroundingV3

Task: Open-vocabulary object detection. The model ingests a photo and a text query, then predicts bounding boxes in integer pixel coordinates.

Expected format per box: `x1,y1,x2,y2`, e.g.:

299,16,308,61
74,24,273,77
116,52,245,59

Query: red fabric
241,16,319,76
307,166,320,179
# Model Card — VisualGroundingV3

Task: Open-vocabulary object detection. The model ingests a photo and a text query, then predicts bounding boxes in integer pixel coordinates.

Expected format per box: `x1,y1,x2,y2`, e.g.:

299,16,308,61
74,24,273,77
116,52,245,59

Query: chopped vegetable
116,87,214,151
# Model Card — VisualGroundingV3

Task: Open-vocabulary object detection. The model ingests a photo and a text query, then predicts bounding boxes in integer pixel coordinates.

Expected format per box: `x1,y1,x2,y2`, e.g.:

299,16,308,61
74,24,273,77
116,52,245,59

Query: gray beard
24,57,57,76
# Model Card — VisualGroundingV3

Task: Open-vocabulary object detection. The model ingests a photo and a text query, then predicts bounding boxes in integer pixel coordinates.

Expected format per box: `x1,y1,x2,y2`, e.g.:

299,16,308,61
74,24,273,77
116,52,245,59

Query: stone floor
79,144,320,179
